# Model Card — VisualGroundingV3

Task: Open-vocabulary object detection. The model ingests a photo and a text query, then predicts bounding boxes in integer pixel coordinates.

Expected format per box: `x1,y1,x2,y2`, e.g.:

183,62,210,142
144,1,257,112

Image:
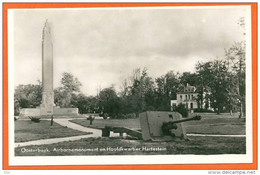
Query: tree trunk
217,104,221,114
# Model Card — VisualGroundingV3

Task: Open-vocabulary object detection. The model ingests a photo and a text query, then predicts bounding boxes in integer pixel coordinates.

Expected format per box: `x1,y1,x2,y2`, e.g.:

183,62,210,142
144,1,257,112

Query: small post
102,127,110,137
50,115,53,126
89,115,94,125
239,103,243,118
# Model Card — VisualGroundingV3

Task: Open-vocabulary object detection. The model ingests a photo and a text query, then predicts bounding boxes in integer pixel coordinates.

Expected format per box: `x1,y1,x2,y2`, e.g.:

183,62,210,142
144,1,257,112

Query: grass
15,120,91,142
70,118,140,129
70,114,245,135
15,136,246,156
14,113,246,156
184,115,245,135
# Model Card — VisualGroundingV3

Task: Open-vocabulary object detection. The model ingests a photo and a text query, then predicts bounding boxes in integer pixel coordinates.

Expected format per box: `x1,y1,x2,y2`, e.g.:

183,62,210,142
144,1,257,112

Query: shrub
194,108,214,113
125,113,137,119
87,115,95,125
103,113,108,119
174,104,189,118
28,116,41,123
109,113,137,119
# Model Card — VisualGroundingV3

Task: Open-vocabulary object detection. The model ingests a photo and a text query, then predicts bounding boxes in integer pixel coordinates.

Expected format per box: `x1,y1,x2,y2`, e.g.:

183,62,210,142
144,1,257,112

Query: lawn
15,136,246,156
70,118,140,129
14,113,246,156
15,120,91,142
70,114,245,135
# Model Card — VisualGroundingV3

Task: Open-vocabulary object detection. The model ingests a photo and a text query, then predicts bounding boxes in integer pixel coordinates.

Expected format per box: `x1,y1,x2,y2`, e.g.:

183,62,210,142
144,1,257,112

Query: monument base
19,107,79,118
19,108,41,117
53,107,79,116
40,91,55,115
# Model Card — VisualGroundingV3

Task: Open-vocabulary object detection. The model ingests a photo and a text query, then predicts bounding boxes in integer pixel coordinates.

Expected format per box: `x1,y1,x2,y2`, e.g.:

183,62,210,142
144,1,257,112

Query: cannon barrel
170,115,201,124
161,115,201,136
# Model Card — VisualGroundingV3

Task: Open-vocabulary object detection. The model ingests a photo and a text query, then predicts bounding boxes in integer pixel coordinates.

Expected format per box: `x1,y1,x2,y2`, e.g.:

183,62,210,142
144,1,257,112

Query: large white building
171,84,198,112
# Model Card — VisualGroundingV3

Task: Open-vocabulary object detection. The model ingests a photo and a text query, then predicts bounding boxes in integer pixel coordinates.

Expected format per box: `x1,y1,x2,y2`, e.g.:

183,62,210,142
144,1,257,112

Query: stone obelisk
40,20,55,116
19,21,79,118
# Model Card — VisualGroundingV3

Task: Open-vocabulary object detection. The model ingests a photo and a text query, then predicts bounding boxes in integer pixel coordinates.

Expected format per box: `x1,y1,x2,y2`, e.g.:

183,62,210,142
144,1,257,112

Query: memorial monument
40,20,55,116
19,20,78,117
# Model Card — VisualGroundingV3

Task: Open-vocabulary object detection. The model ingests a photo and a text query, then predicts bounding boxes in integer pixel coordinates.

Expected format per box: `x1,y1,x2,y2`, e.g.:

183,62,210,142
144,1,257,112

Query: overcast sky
11,6,247,96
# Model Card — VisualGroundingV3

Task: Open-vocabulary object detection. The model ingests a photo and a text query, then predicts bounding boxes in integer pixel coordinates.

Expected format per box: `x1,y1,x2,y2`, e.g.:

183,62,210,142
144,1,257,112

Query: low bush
174,104,189,118
28,116,41,123
103,113,108,119
194,108,214,113
110,113,137,119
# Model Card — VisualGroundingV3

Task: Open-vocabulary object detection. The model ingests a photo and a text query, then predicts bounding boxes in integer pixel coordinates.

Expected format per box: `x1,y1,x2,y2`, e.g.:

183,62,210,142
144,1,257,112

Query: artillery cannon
101,112,201,141
161,115,201,137
140,111,201,141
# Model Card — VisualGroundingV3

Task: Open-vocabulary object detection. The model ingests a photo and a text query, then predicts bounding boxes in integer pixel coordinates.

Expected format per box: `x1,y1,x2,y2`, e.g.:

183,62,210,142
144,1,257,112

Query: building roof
177,84,197,94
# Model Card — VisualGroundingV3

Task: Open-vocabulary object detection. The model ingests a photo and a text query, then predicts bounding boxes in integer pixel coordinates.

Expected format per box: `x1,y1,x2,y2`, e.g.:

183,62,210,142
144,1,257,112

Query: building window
185,95,187,100
191,103,193,109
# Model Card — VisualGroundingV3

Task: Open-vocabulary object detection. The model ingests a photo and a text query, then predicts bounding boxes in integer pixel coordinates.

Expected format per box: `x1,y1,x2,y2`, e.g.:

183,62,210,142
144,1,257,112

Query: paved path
15,134,96,148
55,119,102,136
187,133,246,137
54,119,123,137
15,119,121,148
